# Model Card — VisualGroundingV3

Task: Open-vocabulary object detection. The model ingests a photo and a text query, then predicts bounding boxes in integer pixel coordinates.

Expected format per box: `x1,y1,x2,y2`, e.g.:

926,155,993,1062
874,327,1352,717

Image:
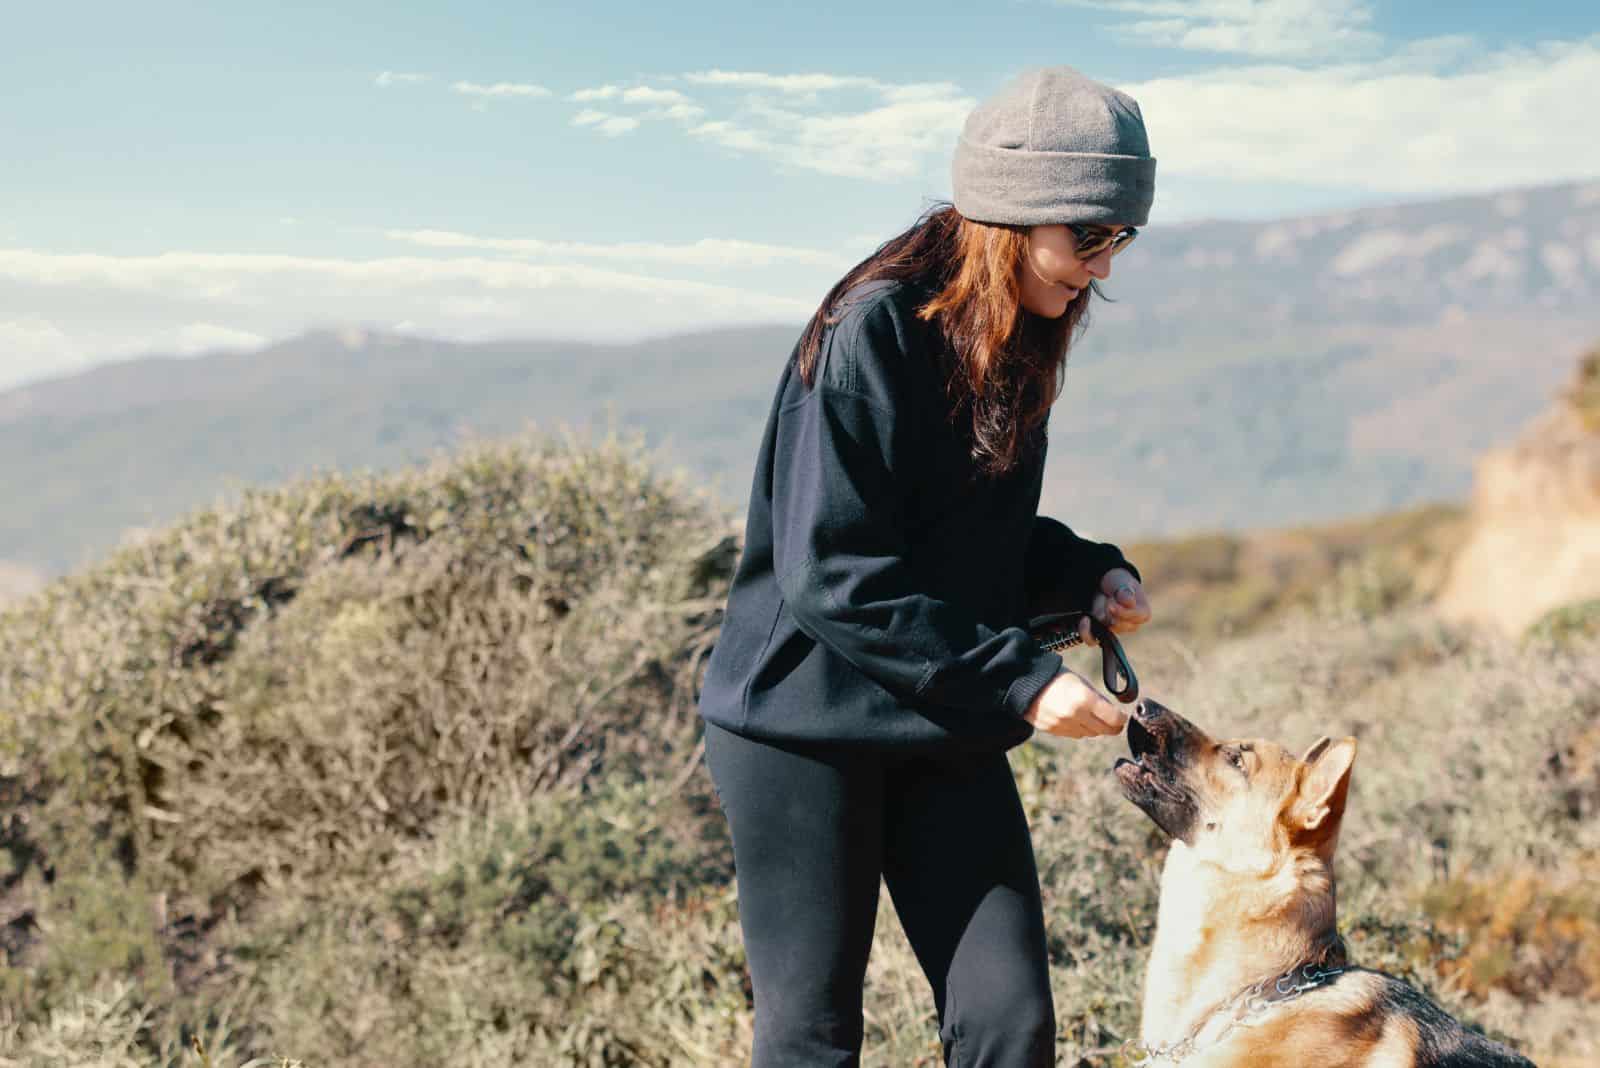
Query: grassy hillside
1,435,1596,1066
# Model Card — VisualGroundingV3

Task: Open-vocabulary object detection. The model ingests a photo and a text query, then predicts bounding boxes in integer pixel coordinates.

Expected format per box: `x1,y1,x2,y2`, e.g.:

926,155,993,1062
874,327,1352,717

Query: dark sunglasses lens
1073,226,1137,257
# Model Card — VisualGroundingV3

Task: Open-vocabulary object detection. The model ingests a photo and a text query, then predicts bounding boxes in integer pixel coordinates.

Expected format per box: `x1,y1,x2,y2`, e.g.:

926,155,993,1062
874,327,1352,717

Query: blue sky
2,0,1597,388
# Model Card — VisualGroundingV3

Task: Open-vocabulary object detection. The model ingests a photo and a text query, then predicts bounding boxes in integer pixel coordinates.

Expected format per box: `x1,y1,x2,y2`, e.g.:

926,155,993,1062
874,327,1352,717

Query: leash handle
1027,611,1140,704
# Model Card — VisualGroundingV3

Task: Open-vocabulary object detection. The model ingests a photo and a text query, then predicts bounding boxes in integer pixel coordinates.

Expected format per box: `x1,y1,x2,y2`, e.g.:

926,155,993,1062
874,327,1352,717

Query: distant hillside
4,179,1599,575
0,324,792,575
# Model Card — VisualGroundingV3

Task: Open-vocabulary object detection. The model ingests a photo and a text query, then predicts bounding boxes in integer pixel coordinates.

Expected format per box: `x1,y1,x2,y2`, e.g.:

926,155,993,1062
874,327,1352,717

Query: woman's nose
1084,247,1114,281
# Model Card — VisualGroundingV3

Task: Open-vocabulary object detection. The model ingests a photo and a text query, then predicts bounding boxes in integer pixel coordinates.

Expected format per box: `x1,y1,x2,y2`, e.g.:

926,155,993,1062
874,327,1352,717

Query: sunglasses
1067,222,1138,259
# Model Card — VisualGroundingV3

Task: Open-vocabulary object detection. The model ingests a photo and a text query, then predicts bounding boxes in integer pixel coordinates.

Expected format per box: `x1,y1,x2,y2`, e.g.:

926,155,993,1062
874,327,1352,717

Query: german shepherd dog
1115,699,1536,1067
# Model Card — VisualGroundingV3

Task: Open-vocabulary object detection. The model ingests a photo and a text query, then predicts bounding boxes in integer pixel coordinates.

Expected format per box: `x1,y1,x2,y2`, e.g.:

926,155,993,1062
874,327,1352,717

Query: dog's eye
1225,748,1246,772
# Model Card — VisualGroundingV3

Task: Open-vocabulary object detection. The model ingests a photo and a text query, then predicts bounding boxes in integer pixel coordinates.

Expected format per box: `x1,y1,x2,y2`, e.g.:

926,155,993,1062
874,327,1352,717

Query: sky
2,0,1598,390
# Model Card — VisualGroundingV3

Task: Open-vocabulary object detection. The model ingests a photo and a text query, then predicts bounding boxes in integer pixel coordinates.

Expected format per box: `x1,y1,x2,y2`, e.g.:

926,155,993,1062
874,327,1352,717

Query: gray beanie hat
952,66,1156,227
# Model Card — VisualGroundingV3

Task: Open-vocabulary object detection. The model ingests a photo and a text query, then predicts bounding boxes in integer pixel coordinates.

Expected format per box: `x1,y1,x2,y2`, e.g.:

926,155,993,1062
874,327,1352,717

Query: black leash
1026,611,1139,704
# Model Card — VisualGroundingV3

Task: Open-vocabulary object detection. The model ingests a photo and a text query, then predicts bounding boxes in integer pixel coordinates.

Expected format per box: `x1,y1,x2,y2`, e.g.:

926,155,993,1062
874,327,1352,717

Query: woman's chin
1023,296,1074,319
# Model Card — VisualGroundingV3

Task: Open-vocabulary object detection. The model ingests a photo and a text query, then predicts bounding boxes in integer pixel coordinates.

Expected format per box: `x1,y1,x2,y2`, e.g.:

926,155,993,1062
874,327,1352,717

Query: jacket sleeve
1023,515,1141,619
769,306,1062,722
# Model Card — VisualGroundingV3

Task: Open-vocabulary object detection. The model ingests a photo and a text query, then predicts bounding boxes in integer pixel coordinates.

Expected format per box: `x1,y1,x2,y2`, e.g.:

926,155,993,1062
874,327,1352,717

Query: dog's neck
1140,839,1345,1048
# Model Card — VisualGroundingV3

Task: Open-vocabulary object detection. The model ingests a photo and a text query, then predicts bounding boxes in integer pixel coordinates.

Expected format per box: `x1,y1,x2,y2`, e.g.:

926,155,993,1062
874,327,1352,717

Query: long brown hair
795,201,1100,476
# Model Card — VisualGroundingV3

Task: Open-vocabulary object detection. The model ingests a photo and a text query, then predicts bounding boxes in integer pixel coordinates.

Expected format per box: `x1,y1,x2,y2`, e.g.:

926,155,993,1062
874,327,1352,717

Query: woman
697,66,1157,1067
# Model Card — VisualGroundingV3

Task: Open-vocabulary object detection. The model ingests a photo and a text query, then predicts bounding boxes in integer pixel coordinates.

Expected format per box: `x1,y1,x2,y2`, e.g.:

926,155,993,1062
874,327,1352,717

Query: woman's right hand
1021,670,1128,739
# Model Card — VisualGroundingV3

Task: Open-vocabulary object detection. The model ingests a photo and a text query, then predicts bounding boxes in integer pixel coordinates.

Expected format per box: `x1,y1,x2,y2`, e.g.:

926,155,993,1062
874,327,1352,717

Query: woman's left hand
1077,567,1152,645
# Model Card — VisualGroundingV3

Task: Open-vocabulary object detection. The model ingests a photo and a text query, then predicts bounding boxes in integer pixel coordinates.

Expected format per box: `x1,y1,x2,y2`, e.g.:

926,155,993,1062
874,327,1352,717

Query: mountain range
3,179,1598,577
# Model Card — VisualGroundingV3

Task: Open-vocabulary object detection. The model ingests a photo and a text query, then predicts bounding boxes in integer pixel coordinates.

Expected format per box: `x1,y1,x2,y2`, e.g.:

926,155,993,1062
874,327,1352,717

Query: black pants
703,721,1055,1067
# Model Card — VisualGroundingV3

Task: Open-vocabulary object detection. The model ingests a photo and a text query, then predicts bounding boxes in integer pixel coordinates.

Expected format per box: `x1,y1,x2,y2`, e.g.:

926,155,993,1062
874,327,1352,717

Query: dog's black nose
1135,698,1170,722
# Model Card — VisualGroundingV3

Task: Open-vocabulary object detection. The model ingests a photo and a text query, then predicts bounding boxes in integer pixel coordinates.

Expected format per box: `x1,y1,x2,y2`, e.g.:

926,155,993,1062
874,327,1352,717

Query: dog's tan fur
1117,701,1534,1067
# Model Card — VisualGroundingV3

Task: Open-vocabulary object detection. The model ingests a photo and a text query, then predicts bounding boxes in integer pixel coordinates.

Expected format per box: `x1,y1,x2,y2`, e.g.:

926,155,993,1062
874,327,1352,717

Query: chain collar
1121,958,1347,1066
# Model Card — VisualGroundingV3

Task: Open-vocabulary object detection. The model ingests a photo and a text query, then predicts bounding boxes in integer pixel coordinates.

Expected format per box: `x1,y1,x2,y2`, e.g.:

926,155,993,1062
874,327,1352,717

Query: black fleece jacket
697,278,1138,753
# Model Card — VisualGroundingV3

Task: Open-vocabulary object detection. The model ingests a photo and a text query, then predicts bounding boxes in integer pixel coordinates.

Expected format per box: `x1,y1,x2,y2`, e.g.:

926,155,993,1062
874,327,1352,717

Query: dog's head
1115,699,1357,872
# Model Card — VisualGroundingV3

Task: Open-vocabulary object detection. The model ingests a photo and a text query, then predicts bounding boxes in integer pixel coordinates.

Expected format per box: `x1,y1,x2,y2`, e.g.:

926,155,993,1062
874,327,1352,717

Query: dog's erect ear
1291,736,1357,843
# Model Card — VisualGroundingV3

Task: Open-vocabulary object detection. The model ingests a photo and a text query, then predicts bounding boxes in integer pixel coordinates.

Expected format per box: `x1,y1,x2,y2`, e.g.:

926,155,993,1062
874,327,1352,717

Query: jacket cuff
1001,651,1064,721
1079,545,1141,607
1105,550,1141,586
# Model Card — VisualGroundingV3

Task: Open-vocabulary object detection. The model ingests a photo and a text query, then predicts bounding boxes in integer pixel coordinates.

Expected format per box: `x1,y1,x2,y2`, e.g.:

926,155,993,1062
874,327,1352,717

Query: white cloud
0,318,261,389
564,72,967,182
450,80,552,99
593,115,640,136
167,322,267,354
0,249,810,308
687,82,973,181
684,70,887,93
384,229,852,269
620,86,694,106
567,85,707,128
0,247,815,390
641,102,707,122
375,71,430,87
571,110,639,136
437,294,523,319
1125,36,1600,198
1374,34,1478,73
1059,0,1381,59
563,72,971,180
0,318,80,384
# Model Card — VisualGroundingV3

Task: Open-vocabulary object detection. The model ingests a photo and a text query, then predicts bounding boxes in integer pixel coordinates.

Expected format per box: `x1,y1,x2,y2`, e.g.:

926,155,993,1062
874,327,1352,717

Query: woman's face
1017,224,1122,318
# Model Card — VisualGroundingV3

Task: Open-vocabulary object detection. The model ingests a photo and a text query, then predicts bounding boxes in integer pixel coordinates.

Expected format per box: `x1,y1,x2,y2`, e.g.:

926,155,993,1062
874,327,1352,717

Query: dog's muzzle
1115,699,1202,841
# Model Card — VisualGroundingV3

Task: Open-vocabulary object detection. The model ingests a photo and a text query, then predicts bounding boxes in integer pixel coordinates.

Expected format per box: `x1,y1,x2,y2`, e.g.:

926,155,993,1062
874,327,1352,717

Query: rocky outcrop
1439,350,1600,633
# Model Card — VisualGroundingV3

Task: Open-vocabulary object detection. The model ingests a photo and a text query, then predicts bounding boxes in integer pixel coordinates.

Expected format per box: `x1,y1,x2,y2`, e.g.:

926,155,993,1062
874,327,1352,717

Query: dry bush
1422,866,1600,1000
0,432,736,1063
195,780,747,1068
2,432,1595,1066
